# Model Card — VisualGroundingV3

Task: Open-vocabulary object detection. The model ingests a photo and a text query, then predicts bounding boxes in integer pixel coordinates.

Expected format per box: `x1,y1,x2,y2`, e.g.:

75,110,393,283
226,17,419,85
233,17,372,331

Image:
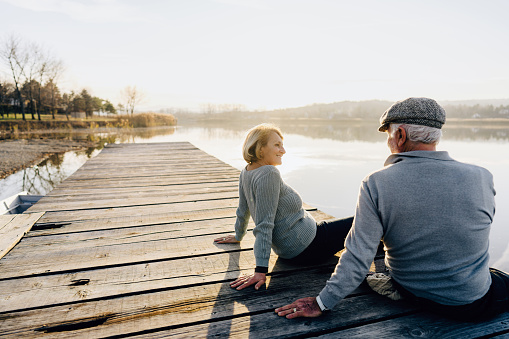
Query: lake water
1,121,508,271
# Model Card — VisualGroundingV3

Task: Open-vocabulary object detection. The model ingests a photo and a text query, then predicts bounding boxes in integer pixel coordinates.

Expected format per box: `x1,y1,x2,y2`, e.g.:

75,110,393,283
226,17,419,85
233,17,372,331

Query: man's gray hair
390,123,442,144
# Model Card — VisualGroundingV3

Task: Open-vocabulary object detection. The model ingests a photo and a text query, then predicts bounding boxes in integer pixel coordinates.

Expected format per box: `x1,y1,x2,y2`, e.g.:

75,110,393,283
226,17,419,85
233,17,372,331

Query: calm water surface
1,122,508,271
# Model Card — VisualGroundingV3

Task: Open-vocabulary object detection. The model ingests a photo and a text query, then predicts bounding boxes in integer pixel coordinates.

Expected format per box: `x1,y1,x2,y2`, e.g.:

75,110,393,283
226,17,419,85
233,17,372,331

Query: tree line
259,100,509,120
0,35,143,121
177,99,509,122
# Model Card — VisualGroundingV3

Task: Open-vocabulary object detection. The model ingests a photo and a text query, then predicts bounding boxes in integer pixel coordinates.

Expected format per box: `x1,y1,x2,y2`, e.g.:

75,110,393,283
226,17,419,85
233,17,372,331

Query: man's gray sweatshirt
319,151,495,308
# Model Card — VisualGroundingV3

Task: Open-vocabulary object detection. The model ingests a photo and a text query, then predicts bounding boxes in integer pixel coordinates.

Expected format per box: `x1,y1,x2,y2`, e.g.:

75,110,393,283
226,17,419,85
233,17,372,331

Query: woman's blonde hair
242,123,283,164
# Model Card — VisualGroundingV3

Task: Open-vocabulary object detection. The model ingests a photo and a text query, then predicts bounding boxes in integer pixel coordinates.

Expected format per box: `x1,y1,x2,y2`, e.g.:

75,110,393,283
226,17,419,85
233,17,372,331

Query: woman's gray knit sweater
234,165,317,268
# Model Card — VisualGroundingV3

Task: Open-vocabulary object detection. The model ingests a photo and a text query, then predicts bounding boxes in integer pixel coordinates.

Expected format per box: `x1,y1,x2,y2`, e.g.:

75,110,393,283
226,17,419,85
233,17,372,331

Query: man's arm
276,179,384,317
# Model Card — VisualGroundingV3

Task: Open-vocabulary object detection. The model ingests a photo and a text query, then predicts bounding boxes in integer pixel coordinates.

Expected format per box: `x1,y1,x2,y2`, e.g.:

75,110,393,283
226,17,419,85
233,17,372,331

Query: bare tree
201,103,217,115
0,79,14,118
27,43,62,120
28,43,43,119
1,35,28,120
45,59,64,119
116,103,125,115
62,91,76,121
120,85,144,116
33,46,52,120
2,36,65,121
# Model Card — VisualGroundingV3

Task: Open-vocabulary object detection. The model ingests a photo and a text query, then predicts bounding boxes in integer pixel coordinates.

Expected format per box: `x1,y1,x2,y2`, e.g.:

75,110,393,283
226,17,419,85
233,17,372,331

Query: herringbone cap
378,97,446,132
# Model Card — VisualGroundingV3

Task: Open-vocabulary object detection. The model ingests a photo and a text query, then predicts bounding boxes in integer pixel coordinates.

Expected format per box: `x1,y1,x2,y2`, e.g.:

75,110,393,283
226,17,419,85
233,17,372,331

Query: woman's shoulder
244,165,280,181
254,166,282,185
257,165,281,176
244,164,280,174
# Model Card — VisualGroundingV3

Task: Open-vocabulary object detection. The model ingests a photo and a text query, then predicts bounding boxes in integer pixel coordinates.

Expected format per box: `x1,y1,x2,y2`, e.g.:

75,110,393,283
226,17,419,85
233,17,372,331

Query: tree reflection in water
22,153,65,196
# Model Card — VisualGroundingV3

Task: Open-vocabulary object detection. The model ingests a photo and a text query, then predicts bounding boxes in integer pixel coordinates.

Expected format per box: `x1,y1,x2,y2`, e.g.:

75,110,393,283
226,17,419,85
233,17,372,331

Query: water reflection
179,119,509,142
2,126,177,144
0,149,102,200
22,154,66,196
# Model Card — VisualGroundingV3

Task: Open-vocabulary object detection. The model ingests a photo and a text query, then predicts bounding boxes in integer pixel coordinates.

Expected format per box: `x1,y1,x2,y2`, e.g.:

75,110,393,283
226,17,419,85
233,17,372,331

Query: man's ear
397,127,407,147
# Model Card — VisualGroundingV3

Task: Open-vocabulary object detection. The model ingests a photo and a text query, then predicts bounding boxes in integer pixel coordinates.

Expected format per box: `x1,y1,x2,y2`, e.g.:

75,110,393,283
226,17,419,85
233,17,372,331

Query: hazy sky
1,0,508,111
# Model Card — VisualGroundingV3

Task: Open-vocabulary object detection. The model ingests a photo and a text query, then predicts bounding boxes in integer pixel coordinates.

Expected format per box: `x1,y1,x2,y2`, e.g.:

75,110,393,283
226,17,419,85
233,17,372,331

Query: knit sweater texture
234,165,317,268
319,151,495,308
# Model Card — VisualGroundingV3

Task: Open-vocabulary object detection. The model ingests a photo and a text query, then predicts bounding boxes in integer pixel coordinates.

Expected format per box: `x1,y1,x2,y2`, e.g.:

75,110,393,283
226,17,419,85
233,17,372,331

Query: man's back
366,150,495,305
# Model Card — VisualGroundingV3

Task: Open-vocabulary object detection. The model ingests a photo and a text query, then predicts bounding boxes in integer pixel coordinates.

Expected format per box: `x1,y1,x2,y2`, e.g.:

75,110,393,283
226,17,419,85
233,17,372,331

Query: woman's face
259,131,286,166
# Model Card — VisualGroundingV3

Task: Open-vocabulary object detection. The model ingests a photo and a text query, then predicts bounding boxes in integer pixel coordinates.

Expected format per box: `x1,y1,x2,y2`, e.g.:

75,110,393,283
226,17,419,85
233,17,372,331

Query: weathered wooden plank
17,209,328,253
30,199,320,226
79,157,228,167
0,269,415,338
65,167,240,181
97,142,196,152
68,145,230,167
0,212,45,260
31,198,239,222
26,207,330,239
66,169,238,181
69,160,234,172
132,308,509,339
77,154,221,166
52,174,239,190
31,191,239,212
19,217,241,252
0,215,16,230
0,232,257,279
70,158,231,170
44,181,238,198
0,251,340,314
316,312,509,339
132,298,414,339
27,207,239,237
74,157,226,169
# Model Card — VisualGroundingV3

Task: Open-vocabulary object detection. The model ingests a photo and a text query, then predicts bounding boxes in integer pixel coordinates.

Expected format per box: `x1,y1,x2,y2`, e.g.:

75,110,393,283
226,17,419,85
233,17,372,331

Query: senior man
276,97,509,321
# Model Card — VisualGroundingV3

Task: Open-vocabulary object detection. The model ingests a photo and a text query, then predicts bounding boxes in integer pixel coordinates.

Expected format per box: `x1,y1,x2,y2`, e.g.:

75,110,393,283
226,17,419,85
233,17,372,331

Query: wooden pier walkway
0,142,508,338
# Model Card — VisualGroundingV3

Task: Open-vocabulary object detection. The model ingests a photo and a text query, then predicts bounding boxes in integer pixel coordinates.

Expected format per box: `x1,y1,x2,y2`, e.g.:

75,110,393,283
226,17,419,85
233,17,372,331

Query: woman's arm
234,175,250,241
251,168,281,268
230,272,266,290
214,234,240,243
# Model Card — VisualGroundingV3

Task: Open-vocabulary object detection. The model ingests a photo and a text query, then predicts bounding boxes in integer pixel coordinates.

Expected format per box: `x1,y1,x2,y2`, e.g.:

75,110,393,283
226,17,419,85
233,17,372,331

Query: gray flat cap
378,97,446,132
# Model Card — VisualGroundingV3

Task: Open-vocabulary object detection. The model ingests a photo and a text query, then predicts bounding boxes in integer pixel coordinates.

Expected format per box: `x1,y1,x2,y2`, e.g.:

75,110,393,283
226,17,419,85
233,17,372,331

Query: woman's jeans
291,216,354,264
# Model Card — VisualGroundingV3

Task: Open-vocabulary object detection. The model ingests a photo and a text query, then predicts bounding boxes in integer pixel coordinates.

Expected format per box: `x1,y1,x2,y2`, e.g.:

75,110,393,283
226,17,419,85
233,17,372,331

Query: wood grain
0,212,44,259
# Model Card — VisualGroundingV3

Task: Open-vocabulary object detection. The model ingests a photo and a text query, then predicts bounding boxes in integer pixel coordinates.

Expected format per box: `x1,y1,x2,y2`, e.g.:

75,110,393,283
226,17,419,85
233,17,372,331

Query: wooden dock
0,142,508,338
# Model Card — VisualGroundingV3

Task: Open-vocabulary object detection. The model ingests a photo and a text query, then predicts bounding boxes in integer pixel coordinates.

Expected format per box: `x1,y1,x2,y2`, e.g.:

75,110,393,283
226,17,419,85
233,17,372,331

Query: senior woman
214,123,353,291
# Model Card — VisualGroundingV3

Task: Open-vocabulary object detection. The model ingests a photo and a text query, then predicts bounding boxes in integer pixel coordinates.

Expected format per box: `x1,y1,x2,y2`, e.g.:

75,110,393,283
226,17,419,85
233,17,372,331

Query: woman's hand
275,297,323,319
214,234,240,244
230,272,266,290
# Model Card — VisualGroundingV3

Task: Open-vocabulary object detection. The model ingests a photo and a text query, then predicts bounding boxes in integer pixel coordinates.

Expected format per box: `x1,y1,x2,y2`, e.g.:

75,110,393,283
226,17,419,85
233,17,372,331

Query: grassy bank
0,112,177,133
126,112,177,128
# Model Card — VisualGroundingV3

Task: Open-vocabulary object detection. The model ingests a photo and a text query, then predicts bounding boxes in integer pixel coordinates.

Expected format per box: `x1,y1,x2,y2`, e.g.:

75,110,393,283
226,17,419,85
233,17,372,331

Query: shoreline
0,139,98,180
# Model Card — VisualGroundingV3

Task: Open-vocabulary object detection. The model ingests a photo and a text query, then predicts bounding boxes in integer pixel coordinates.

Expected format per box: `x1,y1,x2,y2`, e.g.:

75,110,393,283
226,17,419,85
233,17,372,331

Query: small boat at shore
1,192,43,215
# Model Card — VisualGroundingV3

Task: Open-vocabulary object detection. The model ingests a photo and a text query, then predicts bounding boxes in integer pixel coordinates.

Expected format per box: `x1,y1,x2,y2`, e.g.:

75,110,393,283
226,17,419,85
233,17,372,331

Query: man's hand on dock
275,297,323,319
213,234,240,243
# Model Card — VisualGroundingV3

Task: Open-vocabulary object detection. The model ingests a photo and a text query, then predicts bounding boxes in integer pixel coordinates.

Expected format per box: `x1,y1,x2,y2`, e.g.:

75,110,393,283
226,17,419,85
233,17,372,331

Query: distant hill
439,99,509,106
173,98,509,121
